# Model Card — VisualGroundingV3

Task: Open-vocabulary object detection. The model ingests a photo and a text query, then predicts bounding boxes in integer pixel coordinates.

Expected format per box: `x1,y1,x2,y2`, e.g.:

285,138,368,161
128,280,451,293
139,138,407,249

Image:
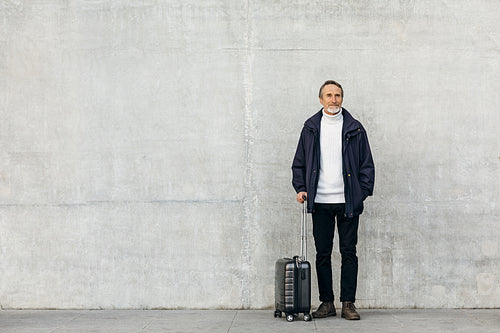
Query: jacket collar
341,108,362,135
304,109,323,133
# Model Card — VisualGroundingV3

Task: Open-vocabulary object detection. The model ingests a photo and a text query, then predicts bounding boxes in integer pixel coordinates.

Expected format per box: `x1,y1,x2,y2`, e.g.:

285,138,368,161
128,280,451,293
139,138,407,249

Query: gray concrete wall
0,1,499,309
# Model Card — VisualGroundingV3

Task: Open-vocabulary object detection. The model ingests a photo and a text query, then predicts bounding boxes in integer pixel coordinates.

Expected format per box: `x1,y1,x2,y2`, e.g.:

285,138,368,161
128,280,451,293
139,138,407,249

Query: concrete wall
1,1,499,309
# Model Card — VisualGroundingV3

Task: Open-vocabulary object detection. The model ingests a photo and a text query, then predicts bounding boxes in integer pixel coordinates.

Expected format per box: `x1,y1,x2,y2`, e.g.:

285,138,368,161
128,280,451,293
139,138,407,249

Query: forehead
322,84,342,95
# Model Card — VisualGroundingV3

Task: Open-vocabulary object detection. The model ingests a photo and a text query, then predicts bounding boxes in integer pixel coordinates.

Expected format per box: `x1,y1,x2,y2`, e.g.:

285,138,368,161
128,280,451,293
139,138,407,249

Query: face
319,84,343,115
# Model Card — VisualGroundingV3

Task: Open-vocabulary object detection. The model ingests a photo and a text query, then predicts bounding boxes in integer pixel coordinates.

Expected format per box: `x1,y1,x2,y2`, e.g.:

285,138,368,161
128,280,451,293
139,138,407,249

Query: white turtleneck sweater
314,109,345,204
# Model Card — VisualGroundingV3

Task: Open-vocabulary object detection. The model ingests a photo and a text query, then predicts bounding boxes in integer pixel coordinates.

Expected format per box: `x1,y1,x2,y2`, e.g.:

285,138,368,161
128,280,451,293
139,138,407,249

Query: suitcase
274,199,312,322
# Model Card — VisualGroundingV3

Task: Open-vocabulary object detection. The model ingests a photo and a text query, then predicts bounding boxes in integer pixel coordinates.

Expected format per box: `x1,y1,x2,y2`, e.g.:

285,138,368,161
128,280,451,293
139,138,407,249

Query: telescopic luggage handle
300,196,307,262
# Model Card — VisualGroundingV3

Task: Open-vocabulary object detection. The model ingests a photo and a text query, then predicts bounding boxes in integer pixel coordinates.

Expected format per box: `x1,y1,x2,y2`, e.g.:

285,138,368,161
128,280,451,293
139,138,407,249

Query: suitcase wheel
303,313,312,321
286,314,294,322
273,310,282,318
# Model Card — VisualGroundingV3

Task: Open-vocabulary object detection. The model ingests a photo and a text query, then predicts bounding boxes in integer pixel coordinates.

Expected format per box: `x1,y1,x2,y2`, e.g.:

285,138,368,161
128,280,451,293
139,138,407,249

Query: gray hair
319,80,344,99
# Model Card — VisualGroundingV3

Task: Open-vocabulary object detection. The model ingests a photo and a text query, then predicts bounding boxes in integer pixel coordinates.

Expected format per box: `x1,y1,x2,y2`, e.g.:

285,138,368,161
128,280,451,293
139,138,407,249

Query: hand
296,192,307,203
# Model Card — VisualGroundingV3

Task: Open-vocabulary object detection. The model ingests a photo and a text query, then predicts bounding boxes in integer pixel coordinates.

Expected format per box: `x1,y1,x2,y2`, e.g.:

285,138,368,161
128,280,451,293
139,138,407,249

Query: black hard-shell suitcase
274,200,312,322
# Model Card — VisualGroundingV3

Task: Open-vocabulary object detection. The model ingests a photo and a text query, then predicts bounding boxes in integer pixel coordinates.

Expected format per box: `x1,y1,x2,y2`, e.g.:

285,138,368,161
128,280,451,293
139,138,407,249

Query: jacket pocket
350,176,364,215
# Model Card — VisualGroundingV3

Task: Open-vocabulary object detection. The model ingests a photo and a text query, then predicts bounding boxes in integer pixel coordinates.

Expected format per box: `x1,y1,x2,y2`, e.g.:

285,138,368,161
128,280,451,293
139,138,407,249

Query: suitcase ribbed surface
283,263,295,309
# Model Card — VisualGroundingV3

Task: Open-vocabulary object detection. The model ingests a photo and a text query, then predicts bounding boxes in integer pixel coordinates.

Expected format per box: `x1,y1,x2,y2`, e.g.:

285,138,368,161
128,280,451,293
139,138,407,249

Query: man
291,80,374,320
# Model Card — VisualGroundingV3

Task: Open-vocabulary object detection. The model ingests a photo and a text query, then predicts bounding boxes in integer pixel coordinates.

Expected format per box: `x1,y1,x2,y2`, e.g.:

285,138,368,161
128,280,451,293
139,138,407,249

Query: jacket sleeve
291,128,307,193
358,126,375,200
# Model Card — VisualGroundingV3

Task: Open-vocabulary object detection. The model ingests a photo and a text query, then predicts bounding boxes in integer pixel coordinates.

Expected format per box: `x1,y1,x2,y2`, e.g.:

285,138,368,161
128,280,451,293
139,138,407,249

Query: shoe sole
341,313,360,320
312,312,336,319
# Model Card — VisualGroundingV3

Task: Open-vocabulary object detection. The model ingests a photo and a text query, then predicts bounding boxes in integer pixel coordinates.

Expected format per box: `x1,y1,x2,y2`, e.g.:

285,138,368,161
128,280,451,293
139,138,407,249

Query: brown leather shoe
342,302,360,320
312,301,336,318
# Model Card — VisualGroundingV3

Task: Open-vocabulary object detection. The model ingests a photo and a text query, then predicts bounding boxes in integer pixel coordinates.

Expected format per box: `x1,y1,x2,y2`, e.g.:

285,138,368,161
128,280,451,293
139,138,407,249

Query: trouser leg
312,203,336,302
337,214,359,302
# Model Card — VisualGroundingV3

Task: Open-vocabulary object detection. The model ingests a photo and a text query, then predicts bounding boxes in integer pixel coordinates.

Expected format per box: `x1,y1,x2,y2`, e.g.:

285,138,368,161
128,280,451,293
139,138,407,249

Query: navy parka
292,108,375,216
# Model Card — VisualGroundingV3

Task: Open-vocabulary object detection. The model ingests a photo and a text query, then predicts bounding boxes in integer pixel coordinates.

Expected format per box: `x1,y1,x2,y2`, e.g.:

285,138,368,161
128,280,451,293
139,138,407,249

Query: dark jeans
312,203,359,303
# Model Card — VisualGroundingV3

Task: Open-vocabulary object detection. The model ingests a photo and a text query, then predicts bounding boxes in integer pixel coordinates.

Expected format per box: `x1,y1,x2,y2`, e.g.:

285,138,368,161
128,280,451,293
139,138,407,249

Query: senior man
291,80,375,320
